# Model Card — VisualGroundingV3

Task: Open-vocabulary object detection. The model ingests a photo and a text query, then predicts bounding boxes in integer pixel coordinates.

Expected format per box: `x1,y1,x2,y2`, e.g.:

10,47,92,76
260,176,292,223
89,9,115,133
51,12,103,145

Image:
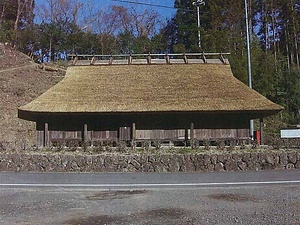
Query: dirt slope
0,44,63,147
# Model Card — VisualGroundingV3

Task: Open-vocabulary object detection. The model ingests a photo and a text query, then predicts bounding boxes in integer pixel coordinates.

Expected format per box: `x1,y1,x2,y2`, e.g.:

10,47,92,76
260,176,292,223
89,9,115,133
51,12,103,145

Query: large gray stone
287,153,297,164
203,154,211,166
0,151,299,173
211,154,217,165
217,154,225,163
279,153,288,164
265,155,274,164
295,161,300,169
214,162,224,171
238,161,247,171
224,159,238,171
286,163,295,170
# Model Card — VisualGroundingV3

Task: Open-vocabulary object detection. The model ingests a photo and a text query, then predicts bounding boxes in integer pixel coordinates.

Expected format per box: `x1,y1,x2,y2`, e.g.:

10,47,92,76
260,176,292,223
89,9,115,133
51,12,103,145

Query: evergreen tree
156,0,299,123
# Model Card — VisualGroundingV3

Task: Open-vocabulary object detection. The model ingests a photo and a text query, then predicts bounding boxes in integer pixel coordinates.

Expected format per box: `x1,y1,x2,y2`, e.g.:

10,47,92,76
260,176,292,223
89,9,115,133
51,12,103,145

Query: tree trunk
248,0,252,41
285,28,291,73
262,1,269,51
0,3,6,27
14,0,21,32
291,1,299,68
271,8,277,65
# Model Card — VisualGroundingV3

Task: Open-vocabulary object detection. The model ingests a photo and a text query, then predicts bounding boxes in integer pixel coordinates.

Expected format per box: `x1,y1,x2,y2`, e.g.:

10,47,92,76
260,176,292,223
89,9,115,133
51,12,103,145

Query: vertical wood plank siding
36,129,250,147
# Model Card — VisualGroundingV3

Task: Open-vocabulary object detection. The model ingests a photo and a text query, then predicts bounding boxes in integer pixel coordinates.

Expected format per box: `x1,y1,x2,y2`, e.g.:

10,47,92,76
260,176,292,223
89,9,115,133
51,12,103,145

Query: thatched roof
19,64,283,117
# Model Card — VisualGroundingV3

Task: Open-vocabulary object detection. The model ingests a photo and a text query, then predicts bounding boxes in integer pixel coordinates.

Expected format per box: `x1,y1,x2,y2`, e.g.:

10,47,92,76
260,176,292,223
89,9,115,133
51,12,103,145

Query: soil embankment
0,44,63,144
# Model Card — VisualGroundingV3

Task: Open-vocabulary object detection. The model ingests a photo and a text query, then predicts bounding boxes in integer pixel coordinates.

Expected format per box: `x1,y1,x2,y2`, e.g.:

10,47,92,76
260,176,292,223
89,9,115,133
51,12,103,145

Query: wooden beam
219,53,226,64
36,130,44,148
109,56,113,65
83,124,88,143
44,123,50,148
128,55,132,65
72,56,78,66
260,118,264,145
165,54,171,64
90,130,94,146
118,127,122,142
131,123,136,149
90,56,96,65
62,130,66,146
183,54,188,64
185,128,189,146
147,54,151,64
202,53,207,63
190,123,195,148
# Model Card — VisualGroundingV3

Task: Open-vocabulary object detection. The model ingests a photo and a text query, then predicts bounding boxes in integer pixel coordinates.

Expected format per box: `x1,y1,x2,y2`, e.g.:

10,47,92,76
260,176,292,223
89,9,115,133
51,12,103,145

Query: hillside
0,44,63,148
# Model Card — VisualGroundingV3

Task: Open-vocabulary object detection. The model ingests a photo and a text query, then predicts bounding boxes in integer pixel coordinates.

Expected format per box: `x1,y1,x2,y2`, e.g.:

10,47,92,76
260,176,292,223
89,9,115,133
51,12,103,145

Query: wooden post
72,56,78,66
83,124,88,143
109,56,113,65
183,54,188,64
219,53,226,64
185,127,189,146
131,123,136,149
147,53,151,64
62,130,66,147
37,130,43,148
90,56,95,65
128,55,132,65
44,123,50,148
118,127,122,142
260,118,264,145
190,123,195,148
165,54,170,64
202,53,207,63
90,130,94,146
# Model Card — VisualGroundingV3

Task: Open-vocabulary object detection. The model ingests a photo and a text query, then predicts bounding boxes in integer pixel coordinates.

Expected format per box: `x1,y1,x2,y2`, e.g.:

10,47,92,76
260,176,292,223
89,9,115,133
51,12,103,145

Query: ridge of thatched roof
19,64,283,116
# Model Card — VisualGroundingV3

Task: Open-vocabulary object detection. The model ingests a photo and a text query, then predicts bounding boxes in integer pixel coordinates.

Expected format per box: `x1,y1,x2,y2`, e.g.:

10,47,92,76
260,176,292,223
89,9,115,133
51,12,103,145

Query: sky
102,0,176,20
35,0,177,23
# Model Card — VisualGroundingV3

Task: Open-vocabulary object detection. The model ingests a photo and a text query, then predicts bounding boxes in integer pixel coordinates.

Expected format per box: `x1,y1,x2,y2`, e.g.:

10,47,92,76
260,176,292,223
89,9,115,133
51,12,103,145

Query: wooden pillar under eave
190,123,195,148
83,124,88,144
118,127,121,142
62,131,66,147
185,127,189,146
44,123,50,148
260,118,264,145
131,123,136,149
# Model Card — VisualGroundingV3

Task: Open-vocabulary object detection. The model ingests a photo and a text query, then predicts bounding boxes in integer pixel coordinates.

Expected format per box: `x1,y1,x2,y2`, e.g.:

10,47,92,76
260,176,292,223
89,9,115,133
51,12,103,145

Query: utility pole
193,0,205,50
245,0,254,138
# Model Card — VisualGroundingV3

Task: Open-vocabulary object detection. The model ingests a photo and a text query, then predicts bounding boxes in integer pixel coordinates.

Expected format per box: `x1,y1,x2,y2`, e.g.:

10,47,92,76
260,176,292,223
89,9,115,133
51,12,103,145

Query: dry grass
0,44,32,70
19,64,283,115
0,44,63,144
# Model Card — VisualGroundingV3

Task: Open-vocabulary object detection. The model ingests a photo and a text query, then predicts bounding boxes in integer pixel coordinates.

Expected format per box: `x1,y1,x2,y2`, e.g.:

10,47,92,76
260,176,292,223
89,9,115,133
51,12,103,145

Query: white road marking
1,180,300,188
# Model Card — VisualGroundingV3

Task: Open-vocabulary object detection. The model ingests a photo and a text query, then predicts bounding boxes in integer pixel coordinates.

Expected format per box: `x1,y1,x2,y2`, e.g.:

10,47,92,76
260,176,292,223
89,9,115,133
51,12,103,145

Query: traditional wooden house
18,53,283,147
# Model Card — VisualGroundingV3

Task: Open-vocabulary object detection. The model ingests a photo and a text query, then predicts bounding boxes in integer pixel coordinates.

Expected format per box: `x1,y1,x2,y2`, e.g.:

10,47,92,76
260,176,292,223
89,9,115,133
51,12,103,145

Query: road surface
0,170,299,225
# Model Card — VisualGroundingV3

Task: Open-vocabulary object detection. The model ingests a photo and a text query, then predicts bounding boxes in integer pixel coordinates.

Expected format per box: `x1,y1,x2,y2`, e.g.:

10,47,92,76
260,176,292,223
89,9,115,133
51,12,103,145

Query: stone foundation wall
0,151,299,172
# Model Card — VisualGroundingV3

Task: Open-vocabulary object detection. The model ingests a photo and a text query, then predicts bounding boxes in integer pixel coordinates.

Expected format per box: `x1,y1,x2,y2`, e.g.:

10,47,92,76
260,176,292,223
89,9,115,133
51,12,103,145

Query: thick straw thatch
19,64,283,115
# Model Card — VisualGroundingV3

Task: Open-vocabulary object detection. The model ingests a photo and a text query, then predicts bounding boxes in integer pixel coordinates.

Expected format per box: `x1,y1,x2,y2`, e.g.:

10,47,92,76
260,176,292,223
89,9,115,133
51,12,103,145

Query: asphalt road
0,171,299,225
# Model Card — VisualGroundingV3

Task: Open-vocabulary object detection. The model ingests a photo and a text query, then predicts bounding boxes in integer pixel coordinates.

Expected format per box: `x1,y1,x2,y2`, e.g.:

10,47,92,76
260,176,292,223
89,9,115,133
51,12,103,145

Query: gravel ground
0,185,299,225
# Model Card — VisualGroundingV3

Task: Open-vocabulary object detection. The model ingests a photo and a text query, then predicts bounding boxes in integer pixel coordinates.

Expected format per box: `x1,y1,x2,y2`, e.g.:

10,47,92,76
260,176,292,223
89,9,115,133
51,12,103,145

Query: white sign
281,129,300,138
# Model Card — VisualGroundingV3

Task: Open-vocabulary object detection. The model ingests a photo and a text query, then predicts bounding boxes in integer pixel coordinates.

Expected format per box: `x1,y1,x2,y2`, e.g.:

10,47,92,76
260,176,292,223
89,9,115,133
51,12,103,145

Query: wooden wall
36,128,250,147
34,112,255,147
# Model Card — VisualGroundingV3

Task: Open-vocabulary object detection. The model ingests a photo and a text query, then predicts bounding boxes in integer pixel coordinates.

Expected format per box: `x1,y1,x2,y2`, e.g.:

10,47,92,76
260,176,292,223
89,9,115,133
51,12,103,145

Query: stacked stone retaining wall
0,151,299,172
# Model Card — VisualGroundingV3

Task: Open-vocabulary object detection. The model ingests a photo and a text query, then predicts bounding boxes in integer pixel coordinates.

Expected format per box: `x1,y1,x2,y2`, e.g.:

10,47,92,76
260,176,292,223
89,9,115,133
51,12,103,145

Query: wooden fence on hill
67,52,230,66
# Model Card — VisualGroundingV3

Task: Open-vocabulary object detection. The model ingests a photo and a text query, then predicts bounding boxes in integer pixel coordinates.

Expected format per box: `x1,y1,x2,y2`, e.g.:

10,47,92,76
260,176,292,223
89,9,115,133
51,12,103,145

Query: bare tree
0,0,7,27
130,8,159,37
37,0,83,24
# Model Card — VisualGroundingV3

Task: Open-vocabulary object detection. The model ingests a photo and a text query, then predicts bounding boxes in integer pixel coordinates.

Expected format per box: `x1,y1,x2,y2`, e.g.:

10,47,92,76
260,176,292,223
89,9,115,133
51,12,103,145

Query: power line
111,0,193,12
